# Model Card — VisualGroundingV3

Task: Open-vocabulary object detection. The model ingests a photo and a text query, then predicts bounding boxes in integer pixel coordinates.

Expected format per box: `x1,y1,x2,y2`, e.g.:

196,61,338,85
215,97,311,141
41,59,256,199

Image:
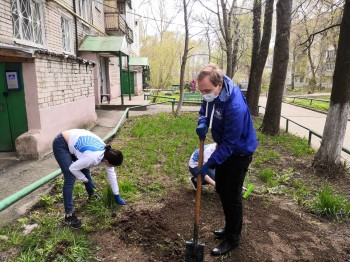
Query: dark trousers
53,134,94,214
215,154,252,241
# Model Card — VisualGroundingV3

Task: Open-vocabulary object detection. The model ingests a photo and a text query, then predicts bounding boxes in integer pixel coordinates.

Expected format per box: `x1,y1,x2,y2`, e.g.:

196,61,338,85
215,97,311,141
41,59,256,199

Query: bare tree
246,0,274,116
296,0,343,92
313,0,350,171
261,0,293,135
175,0,192,116
198,0,240,78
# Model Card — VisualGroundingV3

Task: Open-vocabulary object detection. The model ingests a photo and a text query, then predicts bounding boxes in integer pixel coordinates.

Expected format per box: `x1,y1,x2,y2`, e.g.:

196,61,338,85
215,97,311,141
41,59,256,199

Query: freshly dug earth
91,188,350,261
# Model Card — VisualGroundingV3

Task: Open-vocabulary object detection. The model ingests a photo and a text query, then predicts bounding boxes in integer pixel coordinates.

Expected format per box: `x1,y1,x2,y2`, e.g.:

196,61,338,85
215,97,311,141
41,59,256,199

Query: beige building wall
0,0,12,40
16,53,96,159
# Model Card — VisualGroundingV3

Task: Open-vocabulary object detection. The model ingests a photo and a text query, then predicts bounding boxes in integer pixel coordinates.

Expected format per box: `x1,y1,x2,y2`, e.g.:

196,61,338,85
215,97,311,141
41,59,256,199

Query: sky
132,0,254,38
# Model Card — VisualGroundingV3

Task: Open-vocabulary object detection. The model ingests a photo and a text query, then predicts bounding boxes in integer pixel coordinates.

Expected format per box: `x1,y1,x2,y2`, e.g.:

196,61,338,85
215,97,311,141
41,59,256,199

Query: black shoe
211,239,239,256
64,213,82,229
213,228,225,239
189,177,197,190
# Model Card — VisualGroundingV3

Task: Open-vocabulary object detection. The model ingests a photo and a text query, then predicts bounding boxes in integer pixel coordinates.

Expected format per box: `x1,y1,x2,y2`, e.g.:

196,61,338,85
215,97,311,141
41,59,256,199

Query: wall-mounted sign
5,71,21,90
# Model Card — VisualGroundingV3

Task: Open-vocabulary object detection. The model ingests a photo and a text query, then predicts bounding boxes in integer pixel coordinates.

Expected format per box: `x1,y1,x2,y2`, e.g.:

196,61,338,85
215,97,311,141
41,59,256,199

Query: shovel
185,139,205,262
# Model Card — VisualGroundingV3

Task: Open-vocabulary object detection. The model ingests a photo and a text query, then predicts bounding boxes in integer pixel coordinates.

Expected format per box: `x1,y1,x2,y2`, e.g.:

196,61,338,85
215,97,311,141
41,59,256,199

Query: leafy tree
141,32,183,89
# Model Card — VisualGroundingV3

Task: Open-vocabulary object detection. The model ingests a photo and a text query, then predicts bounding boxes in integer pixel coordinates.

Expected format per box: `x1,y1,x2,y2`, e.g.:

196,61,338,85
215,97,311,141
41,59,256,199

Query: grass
0,112,349,261
310,185,350,220
285,98,330,112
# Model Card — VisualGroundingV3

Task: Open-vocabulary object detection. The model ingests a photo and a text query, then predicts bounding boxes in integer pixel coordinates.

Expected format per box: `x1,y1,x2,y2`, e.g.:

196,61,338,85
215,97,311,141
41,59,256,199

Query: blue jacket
198,75,258,167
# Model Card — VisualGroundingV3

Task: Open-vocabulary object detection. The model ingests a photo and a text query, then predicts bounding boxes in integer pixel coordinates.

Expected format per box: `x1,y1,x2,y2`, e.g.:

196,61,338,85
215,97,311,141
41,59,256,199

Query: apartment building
0,0,148,159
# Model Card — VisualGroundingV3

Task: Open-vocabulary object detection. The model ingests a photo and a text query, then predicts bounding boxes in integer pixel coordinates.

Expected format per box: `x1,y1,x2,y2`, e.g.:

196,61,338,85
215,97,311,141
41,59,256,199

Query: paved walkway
0,95,199,226
259,96,350,164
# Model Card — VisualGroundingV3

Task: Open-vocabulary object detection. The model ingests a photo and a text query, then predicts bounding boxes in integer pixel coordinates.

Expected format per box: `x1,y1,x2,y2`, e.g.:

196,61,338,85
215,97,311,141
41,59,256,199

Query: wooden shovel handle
193,139,204,244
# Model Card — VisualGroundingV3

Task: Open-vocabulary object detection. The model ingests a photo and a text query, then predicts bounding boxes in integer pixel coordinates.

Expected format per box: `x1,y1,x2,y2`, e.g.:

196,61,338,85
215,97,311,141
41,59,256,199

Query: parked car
238,82,248,96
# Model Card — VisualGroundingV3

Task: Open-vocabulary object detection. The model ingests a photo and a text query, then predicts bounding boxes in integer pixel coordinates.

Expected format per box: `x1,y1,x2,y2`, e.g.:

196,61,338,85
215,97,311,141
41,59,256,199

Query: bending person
53,129,125,229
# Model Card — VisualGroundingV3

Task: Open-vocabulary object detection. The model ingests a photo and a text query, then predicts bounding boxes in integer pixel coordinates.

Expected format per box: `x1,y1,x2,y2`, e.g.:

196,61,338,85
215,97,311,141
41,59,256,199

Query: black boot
211,239,239,256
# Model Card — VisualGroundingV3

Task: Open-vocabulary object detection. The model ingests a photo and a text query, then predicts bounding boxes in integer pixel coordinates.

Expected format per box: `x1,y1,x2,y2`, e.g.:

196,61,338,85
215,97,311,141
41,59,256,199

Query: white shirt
189,143,216,168
67,129,119,195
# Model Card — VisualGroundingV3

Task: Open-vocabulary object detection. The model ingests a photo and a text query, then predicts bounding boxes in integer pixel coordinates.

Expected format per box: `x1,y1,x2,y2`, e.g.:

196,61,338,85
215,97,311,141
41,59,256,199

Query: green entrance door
0,63,28,151
122,71,134,94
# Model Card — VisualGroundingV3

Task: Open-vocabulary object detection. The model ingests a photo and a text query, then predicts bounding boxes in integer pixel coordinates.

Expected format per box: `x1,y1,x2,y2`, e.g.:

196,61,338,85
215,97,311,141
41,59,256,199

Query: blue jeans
189,166,215,185
53,134,94,214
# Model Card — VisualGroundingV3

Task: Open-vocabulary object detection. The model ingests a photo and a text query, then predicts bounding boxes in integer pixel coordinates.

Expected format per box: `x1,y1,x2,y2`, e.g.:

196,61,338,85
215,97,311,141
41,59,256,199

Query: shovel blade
185,241,205,262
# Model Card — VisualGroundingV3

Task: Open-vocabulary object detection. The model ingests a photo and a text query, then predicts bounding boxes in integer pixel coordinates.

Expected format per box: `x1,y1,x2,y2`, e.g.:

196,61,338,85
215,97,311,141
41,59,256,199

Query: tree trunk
226,42,233,78
261,0,293,135
248,0,261,90
246,0,274,116
232,17,240,76
291,60,295,91
303,20,317,93
206,29,211,63
291,45,296,91
175,0,190,116
307,47,317,92
313,0,350,169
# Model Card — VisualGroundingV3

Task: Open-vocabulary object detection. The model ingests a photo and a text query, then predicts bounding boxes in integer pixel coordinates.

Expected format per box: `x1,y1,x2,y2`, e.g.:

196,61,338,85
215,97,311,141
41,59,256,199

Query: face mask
202,92,217,102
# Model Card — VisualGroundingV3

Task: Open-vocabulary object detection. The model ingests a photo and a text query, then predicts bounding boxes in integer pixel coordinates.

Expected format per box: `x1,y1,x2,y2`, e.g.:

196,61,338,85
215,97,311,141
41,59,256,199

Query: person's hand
195,162,210,177
84,180,95,195
114,194,126,205
196,123,208,140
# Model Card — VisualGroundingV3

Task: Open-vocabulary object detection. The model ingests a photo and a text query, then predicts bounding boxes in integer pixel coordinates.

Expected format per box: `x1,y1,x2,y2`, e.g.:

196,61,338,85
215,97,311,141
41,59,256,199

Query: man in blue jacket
195,63,257,256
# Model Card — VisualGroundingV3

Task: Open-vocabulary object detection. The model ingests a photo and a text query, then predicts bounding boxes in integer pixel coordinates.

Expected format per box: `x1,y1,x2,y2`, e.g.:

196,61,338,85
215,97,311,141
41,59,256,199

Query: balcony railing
105,13,133,43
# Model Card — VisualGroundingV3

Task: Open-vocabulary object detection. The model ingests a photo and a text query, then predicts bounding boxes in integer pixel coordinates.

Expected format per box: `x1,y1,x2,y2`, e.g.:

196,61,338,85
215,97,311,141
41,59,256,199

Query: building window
11,0,45,45
78,0,91,22
61,16,73,54
117,3,125,14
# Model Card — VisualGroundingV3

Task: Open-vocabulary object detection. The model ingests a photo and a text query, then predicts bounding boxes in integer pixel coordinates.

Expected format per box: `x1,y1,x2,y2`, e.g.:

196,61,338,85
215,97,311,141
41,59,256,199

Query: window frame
78,0,92,22
11,0,46,48
61,14,74,55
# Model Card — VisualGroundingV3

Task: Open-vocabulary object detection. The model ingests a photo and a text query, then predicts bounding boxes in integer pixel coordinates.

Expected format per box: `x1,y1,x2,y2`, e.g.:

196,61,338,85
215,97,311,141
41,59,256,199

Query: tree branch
300,23,341,49
197,0,219,15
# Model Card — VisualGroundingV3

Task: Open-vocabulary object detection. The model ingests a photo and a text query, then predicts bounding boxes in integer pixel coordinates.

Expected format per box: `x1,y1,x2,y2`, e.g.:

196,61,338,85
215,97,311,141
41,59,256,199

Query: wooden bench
101,94,111,103
184,92,202,101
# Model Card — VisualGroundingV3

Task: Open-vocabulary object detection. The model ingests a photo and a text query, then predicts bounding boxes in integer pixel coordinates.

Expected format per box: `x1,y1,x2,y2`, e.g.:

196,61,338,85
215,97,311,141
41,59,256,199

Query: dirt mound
91,188,350,261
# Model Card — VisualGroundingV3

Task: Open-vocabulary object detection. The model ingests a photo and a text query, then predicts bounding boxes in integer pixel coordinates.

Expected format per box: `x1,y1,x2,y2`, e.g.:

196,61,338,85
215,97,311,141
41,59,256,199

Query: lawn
1,113,350,261
284,97,330,112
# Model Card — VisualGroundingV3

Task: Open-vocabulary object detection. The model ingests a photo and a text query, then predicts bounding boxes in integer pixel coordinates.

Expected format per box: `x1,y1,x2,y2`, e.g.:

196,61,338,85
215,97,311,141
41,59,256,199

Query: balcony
105,13,133,43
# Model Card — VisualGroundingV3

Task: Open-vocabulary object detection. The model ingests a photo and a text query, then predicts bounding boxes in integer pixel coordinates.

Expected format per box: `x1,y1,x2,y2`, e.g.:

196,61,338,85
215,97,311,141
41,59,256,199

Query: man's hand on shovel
196,123,208,140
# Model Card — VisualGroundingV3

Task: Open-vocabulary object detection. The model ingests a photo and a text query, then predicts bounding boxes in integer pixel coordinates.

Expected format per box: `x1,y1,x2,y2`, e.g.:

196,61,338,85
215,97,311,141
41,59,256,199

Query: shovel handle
193,139,204,244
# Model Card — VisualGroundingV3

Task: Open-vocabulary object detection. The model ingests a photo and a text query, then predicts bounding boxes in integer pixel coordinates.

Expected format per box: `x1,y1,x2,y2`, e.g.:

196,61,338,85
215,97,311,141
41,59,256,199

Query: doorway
0,63,28,151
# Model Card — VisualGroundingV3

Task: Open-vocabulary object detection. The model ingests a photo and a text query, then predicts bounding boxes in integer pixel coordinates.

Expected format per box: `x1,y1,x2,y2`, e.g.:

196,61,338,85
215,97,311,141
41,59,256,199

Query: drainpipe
73,0,78,54
0,169,62,212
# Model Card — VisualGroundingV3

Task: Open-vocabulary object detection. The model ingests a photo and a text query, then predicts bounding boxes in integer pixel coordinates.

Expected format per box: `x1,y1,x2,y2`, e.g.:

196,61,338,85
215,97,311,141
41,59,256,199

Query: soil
91,187,350,262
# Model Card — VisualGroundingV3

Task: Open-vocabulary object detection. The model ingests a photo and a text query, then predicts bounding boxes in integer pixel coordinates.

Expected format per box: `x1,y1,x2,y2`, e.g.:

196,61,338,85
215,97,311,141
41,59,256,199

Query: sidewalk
259,96,350,164
0,95,200,226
